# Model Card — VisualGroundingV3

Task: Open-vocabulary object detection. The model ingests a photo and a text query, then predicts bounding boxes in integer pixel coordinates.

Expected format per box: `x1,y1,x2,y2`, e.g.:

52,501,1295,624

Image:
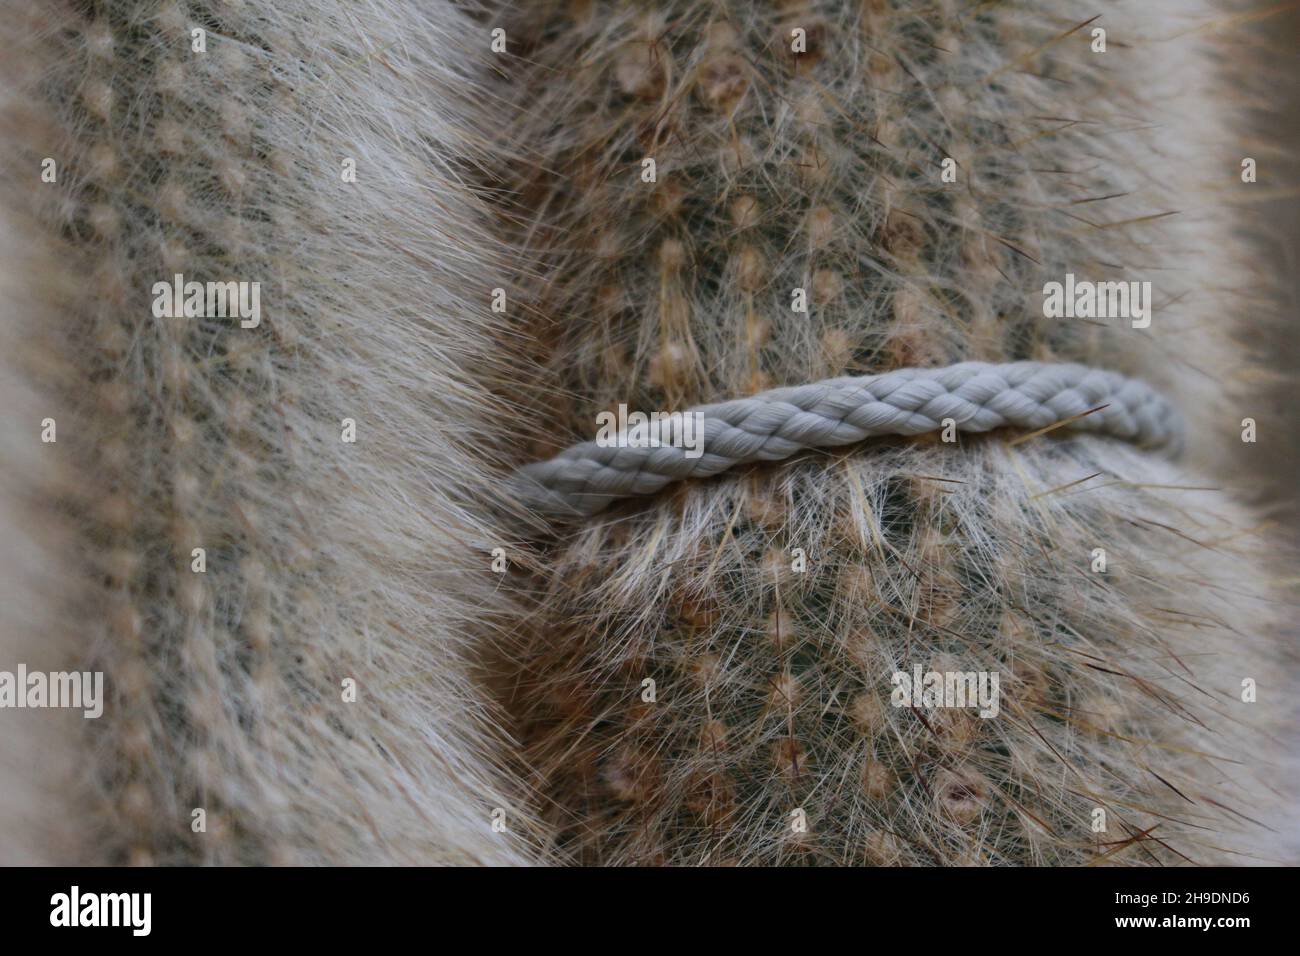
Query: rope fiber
513,361,1182,517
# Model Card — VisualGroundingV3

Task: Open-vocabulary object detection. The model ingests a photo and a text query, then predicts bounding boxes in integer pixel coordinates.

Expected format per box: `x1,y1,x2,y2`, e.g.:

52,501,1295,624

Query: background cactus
0,0,546,865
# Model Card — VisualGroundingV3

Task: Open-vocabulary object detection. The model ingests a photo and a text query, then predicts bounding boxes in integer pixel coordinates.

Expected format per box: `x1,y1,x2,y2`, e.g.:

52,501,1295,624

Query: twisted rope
514,361,1182,517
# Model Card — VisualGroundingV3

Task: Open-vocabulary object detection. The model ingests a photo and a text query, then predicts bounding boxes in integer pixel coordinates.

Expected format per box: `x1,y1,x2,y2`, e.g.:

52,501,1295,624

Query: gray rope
513,361,1182,517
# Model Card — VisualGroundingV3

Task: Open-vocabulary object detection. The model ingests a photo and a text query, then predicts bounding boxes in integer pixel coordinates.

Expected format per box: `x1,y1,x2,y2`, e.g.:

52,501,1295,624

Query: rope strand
514,361,1182,517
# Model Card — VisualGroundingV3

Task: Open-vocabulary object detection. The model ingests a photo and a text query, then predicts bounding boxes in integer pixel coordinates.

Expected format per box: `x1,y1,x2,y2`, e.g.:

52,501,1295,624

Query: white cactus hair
0,0,1294,867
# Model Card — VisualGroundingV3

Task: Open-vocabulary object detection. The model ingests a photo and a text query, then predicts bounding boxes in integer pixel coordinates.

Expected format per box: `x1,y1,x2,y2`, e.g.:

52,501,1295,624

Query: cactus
0,0,1292,868
0,1,544,865
496,0,1293,864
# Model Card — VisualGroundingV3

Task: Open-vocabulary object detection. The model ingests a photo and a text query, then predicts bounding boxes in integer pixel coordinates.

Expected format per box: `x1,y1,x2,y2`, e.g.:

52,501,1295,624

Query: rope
513,361,1182,517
